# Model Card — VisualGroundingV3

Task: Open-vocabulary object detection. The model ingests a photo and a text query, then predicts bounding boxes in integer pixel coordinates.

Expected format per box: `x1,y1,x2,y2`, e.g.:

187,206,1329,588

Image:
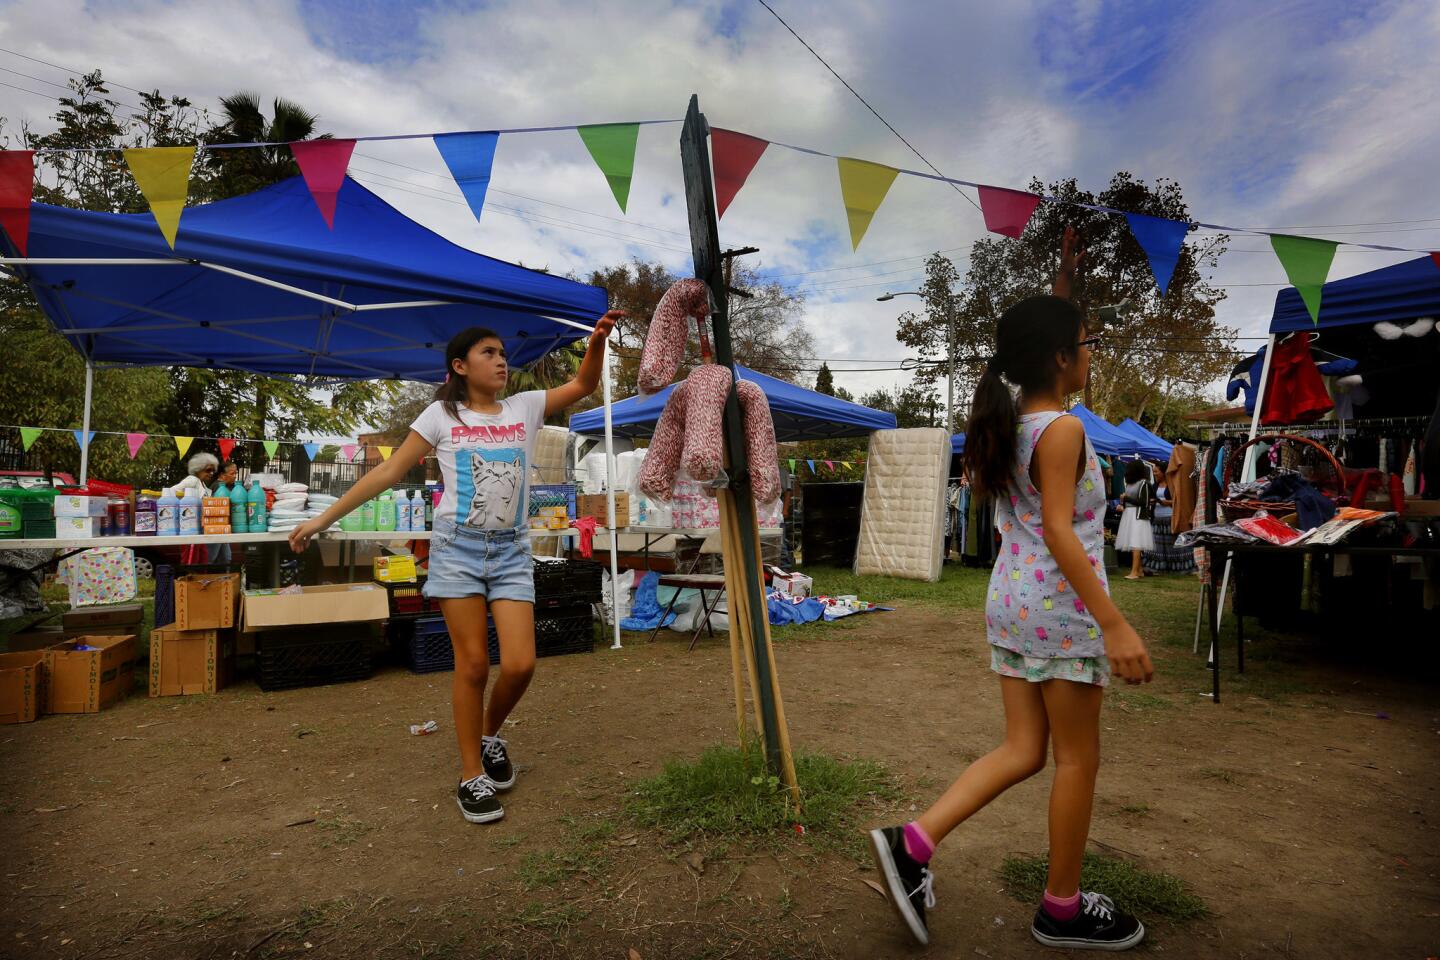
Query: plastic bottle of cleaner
377,491,397,533
230,481,249,534
360,498,376,531
394,490,411,534
425,488,436,529
248,481,268,533
134,492,158,536
410,489,426,532
177,490,200,536
157,487,180,536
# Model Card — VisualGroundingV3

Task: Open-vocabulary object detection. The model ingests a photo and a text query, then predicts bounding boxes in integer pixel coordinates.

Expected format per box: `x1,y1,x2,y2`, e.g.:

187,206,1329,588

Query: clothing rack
1203,415,1429,437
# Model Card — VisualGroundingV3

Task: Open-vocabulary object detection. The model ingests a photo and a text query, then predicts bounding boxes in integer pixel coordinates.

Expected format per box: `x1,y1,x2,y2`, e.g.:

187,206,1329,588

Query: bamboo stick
716,491,749,742
720,489,765,739
744,503,801,808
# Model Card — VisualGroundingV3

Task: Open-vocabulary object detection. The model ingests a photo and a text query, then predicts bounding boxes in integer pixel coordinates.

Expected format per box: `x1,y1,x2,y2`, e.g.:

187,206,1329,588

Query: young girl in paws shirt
290,310,622,825
869,230,1154,951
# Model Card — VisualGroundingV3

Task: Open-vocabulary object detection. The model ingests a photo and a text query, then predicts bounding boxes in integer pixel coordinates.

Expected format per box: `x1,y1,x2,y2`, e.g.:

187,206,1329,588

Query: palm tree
198,92,329,200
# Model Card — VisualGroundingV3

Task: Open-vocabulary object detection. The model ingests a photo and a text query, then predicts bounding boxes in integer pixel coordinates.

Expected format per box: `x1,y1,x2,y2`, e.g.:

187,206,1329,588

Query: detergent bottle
247,481,267,533
394,490,411,534
409,489,425,531
360,498,376,531
157,487,180,536
230,481,249,534
177,489,200,536
376,491,397,533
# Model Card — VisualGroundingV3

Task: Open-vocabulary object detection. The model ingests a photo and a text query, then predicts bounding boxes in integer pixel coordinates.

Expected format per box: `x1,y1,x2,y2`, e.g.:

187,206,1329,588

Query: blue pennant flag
807,459,816,474
1124,212,1189,296
73,429,94,448
302,442,320,461
434,131,500,224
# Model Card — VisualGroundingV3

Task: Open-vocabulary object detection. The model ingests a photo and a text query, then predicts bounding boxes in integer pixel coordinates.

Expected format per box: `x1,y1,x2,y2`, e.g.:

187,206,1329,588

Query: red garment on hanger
1261,333,1333,424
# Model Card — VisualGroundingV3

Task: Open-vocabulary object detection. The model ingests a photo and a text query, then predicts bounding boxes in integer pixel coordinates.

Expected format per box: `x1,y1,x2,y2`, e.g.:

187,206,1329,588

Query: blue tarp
1114,418,1173,461
7,176,610,381
1270,255,1440,334
568,364,897,442
1069,404,1143,459
951,433,965,455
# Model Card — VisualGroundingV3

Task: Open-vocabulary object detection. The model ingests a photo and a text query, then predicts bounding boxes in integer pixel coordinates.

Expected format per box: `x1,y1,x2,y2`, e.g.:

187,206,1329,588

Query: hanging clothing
1193,443,1214,583
1115,481,1156,553
1261,334,1335,425
1165,443,1198,535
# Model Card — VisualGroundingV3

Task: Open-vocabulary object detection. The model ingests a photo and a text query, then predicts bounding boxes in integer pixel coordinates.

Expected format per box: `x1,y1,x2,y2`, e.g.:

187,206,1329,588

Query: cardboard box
0,650,48,723
149,624,234,697
241,582,390,633
45,635,137,713
373,555,417,583
56,517,102,539
174,573,241,630
203,524,232,536
54,495,108,518
62,602,143,632
577,492,629,525
5,625,67,652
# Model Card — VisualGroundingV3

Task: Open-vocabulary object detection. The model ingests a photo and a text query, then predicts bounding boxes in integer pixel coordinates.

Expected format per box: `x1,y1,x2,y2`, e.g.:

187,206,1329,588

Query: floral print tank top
985,411,1109,660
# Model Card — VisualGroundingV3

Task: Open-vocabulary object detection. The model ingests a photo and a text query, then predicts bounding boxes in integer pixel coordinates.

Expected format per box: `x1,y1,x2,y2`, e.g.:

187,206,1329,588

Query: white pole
601,337,622,650
79,360,94,486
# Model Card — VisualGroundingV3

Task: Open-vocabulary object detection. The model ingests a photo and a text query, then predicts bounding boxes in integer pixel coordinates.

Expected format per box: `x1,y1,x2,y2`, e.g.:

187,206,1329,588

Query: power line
752,0,983,215
0,46,152,94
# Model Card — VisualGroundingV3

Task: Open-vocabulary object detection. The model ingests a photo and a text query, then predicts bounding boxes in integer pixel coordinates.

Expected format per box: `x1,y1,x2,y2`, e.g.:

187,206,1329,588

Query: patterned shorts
990,645,1110,688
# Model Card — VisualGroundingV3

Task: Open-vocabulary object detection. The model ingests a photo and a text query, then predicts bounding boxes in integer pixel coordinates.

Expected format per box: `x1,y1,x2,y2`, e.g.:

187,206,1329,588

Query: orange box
203,523,232,536
149,624,234,697
0,650,48,723
174,573,240,630
45,635,136,714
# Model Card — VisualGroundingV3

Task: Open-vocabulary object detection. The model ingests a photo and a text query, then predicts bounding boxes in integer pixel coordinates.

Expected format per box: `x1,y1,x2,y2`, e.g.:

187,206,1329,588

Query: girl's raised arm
544,310,625,417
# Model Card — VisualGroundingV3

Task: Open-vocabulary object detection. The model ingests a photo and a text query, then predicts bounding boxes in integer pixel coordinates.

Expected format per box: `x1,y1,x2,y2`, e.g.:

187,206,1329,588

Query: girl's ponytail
966,358,1018,500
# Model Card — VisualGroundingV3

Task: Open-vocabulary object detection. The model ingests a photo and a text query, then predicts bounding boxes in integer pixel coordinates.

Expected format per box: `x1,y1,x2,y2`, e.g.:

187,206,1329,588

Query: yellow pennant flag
123,146,196,249
174,435,194,459
837,157,899,250
378,445,393,461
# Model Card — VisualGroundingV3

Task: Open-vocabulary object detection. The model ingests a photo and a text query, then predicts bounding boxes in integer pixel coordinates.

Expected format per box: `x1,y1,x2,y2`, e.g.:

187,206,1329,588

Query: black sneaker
868,826,935,945
482,735,515,791
1031,891,1145,951
456,774,504,824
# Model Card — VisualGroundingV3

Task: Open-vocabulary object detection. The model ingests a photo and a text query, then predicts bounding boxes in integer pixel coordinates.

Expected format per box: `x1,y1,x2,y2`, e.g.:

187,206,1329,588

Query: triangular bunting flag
217,437,237,460
434,131,499,223
977,185,1042,239
1270,234,1338,325
19,426,42,450
0,150,35,256
73,429,94,448
824,460,835,472
378,445,393,462
710,128,768,219
302,442,320,461
837,157,899,250
787,458,796,474
290,139,356,228
340,443,358,462
126,432,147,459
262,440,279,459
807,459,816,474
576,123,640,213
1430,252,1440,271
174,435,193,459
1124,213,1189,296
122,146,195,249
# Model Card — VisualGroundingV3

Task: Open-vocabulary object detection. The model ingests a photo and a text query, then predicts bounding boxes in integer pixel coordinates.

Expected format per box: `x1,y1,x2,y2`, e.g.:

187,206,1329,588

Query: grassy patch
626,742,893,859
1110,691,1174,712
515,817,614,890
509,902,589,936
1119,803,1152,816
1199,767,1240,785
315,816,373,847
999,852,1207,923
800,564,990,610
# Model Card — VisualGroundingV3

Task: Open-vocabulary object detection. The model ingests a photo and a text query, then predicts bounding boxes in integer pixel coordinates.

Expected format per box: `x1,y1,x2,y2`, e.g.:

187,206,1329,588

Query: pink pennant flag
0,150,35,256
710,128,769,220
340,443,358,462
126,432,147,459
978,185,1042,238
824,459,835,472
290,139,356,228
218,437,237,460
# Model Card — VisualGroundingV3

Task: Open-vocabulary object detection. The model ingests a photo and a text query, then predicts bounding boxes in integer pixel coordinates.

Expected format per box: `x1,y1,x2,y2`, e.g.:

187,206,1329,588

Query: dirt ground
2,576,1438,960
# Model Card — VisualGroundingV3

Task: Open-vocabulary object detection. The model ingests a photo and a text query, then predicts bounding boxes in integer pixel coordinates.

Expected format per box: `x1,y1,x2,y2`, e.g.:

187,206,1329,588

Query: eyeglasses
1078,335,1104,350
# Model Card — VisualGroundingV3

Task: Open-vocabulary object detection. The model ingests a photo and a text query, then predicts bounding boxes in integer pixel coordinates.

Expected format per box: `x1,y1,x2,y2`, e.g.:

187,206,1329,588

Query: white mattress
532,425,569,484
853,428,949,582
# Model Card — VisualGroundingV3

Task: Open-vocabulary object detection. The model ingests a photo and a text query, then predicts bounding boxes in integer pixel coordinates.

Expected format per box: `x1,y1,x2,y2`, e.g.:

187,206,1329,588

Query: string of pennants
787,457,862,476
2,119,1438,327
6,424,399,464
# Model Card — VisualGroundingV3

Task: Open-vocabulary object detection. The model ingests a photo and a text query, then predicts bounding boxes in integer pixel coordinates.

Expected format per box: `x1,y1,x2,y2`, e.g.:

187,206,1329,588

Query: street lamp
879,290,955,434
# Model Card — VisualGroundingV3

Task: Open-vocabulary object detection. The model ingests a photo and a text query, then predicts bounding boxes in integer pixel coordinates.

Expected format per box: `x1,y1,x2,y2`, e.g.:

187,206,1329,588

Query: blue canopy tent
1270,255,1440,334
951,433,965,456
1068,404,1142,458
1114,418,1173,461
569,364,897,441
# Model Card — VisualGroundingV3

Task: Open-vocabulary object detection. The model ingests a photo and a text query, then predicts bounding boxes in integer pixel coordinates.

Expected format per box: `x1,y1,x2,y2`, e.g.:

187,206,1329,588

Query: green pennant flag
262,439,279,459
19,426,42,450
788,458,797,474
1270,234,1338,325
577,123,640,213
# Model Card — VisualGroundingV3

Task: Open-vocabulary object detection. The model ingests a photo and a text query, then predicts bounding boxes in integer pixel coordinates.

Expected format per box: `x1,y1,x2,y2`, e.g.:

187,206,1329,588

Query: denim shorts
423,518,535,604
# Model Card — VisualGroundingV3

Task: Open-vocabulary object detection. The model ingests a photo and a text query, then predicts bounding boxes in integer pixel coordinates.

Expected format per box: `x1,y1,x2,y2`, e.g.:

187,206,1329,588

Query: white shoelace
460,774,496,800
482,736,508,763
911,867,937,909
1081,892,1115,921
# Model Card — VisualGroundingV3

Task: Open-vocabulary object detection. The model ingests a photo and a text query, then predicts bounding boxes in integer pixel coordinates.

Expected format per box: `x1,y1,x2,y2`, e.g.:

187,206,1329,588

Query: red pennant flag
290,139,356,228
978,185,1042,238
218,437,237,460
1431,252,1440,272
710,128,769,219
824,459,835,472
0,150,35,256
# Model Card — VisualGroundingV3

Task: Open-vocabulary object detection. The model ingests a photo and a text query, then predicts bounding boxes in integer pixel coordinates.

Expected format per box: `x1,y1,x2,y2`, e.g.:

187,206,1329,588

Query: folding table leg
648,587,680,644
688,588,721,653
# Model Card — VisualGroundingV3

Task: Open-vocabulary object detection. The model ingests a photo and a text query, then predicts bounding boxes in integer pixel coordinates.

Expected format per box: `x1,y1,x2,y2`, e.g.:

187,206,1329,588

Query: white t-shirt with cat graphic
409,392,547,530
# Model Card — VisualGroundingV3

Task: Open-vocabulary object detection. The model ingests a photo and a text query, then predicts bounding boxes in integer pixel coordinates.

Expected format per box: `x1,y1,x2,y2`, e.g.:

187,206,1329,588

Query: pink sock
902,822,935,864
1043,890,1081,921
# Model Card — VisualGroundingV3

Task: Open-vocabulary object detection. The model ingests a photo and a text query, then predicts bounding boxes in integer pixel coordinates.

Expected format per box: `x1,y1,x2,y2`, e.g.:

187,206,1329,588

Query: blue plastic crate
528,483,577,520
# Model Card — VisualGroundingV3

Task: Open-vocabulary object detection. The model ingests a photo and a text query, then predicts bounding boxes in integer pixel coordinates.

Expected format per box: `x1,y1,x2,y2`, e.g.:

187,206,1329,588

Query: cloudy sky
2,0,1437,402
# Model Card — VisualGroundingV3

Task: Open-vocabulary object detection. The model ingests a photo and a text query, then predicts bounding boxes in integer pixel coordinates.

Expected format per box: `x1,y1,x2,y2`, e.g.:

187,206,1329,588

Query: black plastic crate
257,628,372,691
154,564,175,633
533,558,603,601
408,616,454,674
535,605,596,659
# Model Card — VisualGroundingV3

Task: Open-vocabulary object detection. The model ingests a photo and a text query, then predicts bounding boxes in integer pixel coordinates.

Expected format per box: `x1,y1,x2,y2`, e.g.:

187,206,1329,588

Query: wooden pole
718,490,760,739
743,502,801,805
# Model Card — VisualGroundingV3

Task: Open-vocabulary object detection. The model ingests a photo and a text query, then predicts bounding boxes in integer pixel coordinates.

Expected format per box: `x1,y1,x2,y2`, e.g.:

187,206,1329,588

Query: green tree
814,362,835,395
196,92,326,200
897,172,1237,430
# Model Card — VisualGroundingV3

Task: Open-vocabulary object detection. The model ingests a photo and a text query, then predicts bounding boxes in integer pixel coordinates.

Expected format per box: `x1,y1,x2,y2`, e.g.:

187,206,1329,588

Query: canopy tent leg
602,337,623,650
79,360,94,486
1213,333,1277,658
